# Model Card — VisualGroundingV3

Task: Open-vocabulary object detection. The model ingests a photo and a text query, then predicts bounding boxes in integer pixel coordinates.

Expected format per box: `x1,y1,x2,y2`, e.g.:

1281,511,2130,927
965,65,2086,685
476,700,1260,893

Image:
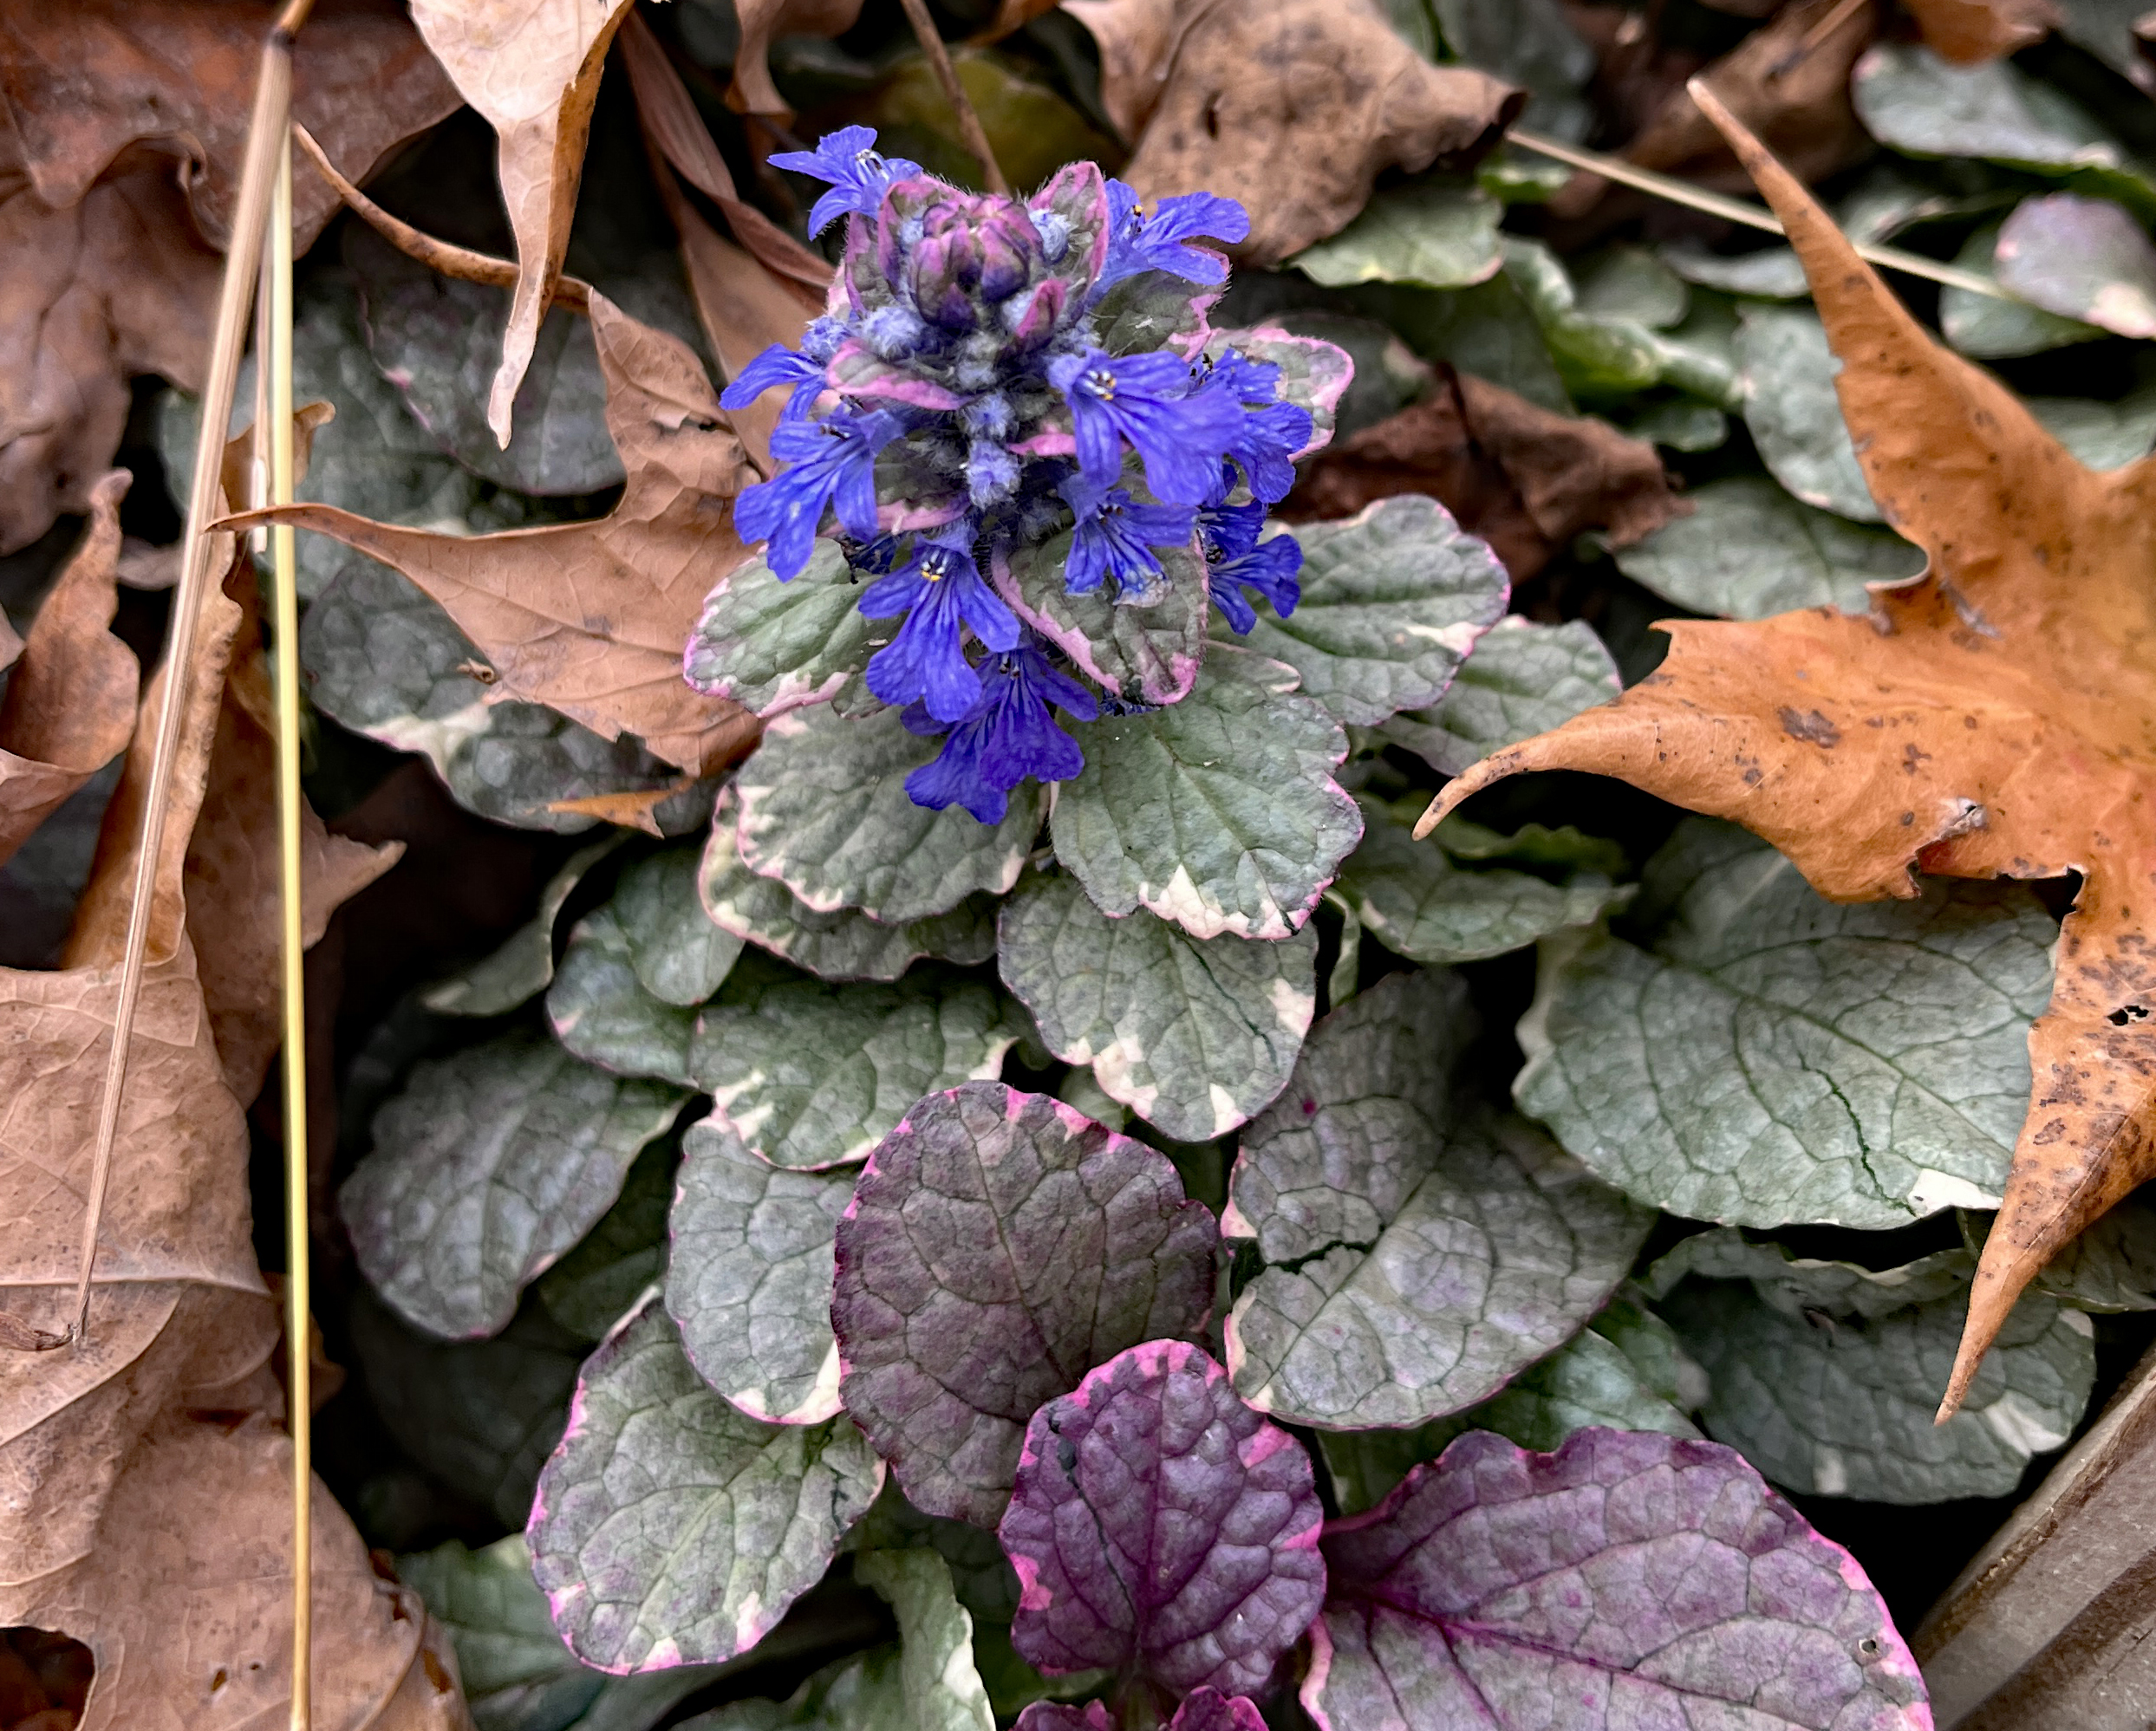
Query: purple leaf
999,1340,1326,1702
1303,1428,1932,1731
1015,1689,1264,1731
831,1084,1219,1527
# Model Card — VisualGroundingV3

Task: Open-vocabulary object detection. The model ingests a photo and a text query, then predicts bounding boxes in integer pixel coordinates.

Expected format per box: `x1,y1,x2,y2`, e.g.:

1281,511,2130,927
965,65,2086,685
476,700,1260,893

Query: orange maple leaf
1420,87,2156,1419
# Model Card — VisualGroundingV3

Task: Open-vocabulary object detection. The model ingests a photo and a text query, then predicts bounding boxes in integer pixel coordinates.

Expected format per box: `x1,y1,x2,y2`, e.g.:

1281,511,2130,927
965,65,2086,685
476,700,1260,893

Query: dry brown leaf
0,0,462,251
0,483,448,1731
728,0,868,116
0,472,140,871
229,294,762,778
972,0,1069,43
1550,0,1873,221
618,13,827,474
1069,0,1521,264
408,0,640,446
1284,367,1684,580
1423,86,2156,1418
1903,0,2059,62
0,159,221,554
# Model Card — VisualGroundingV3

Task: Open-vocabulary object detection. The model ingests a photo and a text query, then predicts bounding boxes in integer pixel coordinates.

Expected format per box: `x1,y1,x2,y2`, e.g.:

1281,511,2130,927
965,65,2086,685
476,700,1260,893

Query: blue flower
1098,181,1250,290
1207,533,1303,634
1228,400,1314,504
904,638,1098,821
735,410,898,579
770,125,922,236
861,532,1020,722
1048,348,1247,507
1198,491,1267,559
1061,474,1195,598
719,343,824,420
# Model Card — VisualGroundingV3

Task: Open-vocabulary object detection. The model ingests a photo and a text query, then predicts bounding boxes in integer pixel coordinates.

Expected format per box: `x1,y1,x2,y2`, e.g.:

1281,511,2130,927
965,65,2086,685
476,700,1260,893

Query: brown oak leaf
408,0,641,446
1284,366,1684,580
227,295,761,778
1903,0,2060,62
728,0,868,116
0,491,443,1729
0,0,462,250
1422,86,2156,1418
0,472,140,869
1065,0,1521,264
1550,0,1873,222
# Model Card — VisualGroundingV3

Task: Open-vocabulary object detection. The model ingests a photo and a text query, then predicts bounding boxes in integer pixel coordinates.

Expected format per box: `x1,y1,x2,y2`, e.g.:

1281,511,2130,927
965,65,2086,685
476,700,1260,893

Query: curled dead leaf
1421,86,2156,1421
0,472,140,872
1284,367,1686,580
1070,0,1522,264
0,0,463,250
1550,0,1874,222
0,159,221,555
407,0,640,446
226,294,761,778
729,0,868,116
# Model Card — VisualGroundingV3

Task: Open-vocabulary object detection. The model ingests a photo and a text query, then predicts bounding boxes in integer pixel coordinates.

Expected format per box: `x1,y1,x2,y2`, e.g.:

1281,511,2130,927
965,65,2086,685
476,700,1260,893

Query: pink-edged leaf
1032,159,1113,301
1094,273,1222,360
828,336,967,409
993,537,1208,707
999,1340,1326,1702
525,1297,883,1671
831,1083,1219,1528
1303,1428,1933,1731
1208,325,1353,458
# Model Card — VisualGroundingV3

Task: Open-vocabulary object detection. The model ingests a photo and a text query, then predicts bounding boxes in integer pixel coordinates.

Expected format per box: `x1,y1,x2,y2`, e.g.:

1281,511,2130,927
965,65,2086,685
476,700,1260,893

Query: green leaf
155,261,485,600
1624,398,1730,452
1516,818,2057,1229
1852,42,2156,216
678,1650,909,1730
1434,0,1594,138
1317,1302,1703,1515
1050,646,1361,940
683,543,883,718
1242,497,1510,727
529,1299,884,1670
665,1116,854,1422
1432,816,1627,876
1941,222,2107,359
734,704,1040,923
1964,1198,2156,1312
348,1291,582,1529
1378,616,1620,778
606,843,744,1006
340,1030,687,1338
700,789,997,982
846,1479,1022,1624
2029,382,2156,469
1000,529,1208,706
1504,238,1739,407
303,556,703,834
851,1551,995,1731
1222,969,1652,1428
1642,1228,1976,1317
1352,274,1573,413
1736,308,1882,522
399,1533,726,1731
548,907,700,1085
424,834,627,1017
537,1137,676,1343
1291,179,1505,291
1573,245,1690,328
688,962,1019,1169
2051,0,2156,88
1993,192,2156,338
1656,1245,2094,1501
1612,475,1925,618
996,872,1317,1141
1336,794,1627,964
355,226,706,496
1661,242,1810,302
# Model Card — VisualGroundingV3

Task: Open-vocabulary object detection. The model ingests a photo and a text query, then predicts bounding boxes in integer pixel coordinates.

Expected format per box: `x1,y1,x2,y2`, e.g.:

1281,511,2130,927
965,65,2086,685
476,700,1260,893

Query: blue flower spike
706,126,1351,821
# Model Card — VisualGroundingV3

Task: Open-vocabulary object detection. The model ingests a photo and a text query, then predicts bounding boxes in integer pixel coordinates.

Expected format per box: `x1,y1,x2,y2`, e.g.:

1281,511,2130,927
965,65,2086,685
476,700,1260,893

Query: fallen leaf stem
291,122,593,311
1508,118,2022,304
895,0,1012,197
68,15,297,1349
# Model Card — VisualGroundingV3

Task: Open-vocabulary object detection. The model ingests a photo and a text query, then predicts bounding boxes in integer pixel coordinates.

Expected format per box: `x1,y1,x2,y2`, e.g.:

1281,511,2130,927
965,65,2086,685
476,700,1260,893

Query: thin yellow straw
1507,125,2023,304
268,123,312,1731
